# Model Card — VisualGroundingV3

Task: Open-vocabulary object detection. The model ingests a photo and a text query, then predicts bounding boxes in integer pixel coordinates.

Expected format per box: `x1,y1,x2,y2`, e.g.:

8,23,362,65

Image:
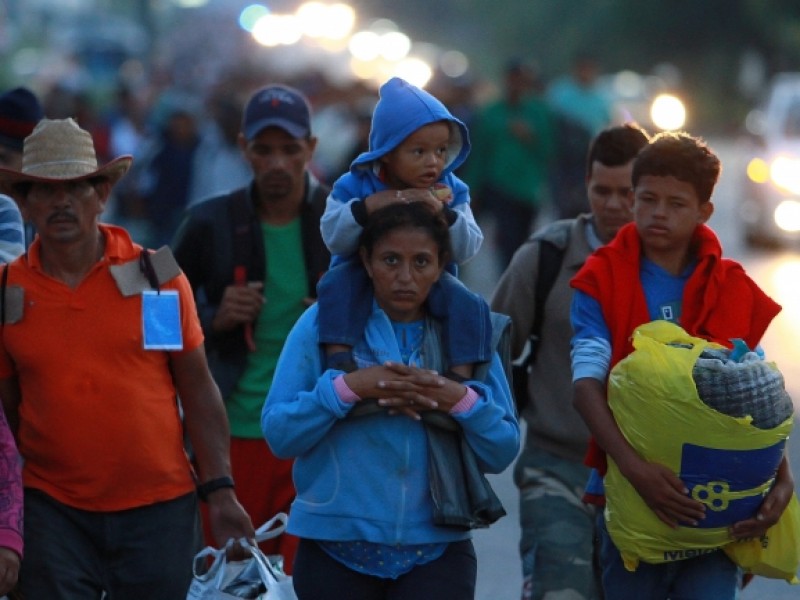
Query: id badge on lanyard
142,289,183,350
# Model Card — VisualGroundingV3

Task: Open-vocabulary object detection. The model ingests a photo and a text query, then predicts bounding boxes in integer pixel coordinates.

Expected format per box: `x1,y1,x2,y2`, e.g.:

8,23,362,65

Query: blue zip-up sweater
321,77,482,265
262,303,519,545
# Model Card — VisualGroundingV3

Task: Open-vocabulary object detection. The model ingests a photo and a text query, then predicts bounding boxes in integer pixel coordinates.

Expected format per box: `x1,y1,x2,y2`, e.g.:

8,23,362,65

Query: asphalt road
462,136,800,599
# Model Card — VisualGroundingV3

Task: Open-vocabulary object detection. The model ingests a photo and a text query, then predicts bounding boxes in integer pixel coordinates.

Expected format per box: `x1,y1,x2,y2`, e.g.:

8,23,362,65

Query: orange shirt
0,224,204,511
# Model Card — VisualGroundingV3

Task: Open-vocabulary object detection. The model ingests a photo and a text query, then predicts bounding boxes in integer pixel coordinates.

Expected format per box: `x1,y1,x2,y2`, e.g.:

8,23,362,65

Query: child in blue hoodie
318,77,491,379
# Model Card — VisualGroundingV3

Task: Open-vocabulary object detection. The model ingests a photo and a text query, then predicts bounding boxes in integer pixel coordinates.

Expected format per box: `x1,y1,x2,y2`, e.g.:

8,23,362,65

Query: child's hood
350,77,470,177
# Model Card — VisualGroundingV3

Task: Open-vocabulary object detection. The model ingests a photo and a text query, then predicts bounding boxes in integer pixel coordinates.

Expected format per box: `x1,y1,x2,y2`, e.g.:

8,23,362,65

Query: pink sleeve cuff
0,530,22,559
333,374,360,404
449,386,479,414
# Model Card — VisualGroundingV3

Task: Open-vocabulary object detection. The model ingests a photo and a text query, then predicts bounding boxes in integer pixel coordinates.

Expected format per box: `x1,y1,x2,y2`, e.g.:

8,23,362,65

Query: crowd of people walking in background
0,37,792,600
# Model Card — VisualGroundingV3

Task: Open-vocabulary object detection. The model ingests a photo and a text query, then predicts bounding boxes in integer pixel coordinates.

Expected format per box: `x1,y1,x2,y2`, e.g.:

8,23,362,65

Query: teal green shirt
227,219,307,438
464,96,555,204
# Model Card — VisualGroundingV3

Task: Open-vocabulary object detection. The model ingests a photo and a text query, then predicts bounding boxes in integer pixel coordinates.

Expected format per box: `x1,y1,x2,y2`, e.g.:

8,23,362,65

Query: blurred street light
603,70,688,132
296,2,355,40
394,57,432,88
238,1,459,90
239,4,270,32
349,31,381,61
378,31,410,61
650,93,686,131
252,13,302,47
770,156,800,195
297,2,329,38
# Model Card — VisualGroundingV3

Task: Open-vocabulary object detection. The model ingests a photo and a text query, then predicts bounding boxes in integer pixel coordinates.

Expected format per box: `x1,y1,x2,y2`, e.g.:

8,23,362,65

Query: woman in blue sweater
262,202,519,599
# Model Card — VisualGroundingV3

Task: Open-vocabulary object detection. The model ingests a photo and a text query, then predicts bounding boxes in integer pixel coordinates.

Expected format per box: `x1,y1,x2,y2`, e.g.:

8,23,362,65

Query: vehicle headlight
650,94,686,131
774,199,800,232
770,156,800,194
746,157,770,184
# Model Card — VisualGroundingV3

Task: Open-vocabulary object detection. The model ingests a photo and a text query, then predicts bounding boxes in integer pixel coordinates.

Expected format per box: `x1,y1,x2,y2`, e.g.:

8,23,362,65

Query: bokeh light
440,50,469,78
394,57,433,88
746,157,770,184
379,31,411,61
239,4,269,32
774,200,800,232
771,156,800,194
239,4,445,89
613,70,645,98
326,3,356,40
348,31,381,61
252,14,302,47
650,93,686,131
296,2,328,38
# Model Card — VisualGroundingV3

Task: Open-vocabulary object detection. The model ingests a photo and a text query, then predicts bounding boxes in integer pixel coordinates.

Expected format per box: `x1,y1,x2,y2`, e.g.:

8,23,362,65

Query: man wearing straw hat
0,118,255,597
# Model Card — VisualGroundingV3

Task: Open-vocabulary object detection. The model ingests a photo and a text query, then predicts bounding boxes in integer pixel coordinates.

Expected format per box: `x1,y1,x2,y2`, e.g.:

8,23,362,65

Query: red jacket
571,222,781,474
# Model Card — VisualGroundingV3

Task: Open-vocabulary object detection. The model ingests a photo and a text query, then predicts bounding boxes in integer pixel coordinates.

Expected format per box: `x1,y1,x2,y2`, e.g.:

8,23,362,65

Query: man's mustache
46,211,78,224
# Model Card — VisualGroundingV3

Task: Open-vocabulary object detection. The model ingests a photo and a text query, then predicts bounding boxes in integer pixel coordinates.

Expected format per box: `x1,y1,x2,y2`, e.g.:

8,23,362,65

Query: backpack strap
229,187,264,282
529,239,566,362
512,237,567,412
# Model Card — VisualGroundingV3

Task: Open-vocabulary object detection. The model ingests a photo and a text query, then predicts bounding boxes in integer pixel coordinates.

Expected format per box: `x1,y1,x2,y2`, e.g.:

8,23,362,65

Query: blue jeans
317,260,492,366
596,512,741,599
293,538,477,600
20,488,202,599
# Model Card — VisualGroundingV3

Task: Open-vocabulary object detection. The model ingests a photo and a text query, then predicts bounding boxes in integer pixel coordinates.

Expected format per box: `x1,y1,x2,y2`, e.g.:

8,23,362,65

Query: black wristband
197,476,235,502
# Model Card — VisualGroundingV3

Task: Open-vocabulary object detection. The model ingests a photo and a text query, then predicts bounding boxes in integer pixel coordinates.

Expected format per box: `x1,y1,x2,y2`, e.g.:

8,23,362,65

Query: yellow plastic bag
724,493,800,583
604,321,793,571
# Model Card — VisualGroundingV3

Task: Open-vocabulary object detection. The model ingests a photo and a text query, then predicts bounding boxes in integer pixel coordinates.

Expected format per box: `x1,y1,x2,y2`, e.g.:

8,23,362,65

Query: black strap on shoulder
230,188,257,277
301,176,331,297
529,239,566,362
513,238,566,412
139,250,160,293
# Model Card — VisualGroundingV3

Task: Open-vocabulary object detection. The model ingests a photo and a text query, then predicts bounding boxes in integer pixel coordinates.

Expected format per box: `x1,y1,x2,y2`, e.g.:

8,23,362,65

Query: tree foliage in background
360,0,800,130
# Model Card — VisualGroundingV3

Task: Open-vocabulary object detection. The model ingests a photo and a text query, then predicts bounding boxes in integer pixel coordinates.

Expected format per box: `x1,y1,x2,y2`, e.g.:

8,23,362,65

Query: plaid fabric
692,348,793,429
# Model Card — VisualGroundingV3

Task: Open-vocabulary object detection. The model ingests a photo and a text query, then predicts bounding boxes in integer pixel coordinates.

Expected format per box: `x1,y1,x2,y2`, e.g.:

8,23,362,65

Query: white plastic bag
186,513,297,600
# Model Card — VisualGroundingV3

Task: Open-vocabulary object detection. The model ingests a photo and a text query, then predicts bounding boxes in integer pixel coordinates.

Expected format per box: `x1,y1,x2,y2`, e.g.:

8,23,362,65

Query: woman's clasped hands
344,361,467,420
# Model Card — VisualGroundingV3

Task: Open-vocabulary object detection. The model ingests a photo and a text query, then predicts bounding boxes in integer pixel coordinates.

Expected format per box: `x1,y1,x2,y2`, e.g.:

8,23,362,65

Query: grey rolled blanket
691,347,793,429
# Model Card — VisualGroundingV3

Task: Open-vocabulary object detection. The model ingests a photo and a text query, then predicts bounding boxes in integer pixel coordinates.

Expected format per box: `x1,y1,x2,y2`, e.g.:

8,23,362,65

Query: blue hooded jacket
262,302,519,546
351,76,471,176
321,77,482,264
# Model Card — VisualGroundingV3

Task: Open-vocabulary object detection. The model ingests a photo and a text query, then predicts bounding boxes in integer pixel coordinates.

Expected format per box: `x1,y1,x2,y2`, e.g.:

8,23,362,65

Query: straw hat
0,118,132,194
